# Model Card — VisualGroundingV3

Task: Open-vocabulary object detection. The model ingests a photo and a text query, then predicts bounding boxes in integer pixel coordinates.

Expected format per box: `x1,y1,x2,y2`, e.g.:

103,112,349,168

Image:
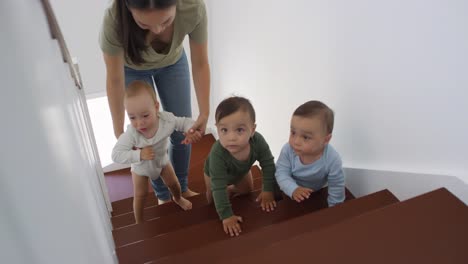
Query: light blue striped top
275,143,345,206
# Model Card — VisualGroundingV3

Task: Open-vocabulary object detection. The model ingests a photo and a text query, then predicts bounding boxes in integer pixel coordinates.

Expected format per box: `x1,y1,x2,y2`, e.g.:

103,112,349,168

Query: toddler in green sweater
204,96,277,236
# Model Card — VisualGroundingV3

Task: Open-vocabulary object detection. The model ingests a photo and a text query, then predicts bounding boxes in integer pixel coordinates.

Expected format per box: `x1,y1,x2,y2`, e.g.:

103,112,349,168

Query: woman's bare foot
174,197,193,210
158,199,171,205
182,189,199,198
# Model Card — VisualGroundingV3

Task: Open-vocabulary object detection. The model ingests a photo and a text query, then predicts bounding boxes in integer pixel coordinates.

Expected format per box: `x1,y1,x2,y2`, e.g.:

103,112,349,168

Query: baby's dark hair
125,0,177,9
116,0,177,65
215,96,256,124
293,100,334,134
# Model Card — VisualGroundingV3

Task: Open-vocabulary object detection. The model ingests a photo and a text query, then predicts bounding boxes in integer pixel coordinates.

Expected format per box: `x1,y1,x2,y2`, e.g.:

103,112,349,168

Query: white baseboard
102,163,130,173
344,167,468,205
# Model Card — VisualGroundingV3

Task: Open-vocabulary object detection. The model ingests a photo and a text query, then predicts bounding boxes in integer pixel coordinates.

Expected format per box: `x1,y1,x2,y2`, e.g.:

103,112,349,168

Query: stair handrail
39,0,82,90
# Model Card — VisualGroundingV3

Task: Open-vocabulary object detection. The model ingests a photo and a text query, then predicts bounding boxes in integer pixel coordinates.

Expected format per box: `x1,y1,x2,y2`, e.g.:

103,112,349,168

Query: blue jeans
124,51,192,201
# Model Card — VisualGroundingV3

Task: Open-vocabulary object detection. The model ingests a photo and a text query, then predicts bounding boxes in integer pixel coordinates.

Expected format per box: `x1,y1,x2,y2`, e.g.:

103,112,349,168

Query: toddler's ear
324,133,332,143
251,123,257,137
154,101,160,111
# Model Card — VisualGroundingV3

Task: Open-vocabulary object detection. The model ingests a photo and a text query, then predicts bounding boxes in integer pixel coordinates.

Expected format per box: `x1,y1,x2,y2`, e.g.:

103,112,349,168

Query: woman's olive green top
99,0,207,70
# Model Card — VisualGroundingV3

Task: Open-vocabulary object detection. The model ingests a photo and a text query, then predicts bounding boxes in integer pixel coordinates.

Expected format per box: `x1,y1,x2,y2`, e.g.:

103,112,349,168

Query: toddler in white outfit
112,80,201,223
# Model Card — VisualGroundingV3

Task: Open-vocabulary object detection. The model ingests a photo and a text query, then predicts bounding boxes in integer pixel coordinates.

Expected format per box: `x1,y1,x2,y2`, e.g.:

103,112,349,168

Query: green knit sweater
204,132,275,219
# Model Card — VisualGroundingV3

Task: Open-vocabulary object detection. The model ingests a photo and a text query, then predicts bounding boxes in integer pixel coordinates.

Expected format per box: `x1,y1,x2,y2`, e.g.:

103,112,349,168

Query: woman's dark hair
116,0,177,65
215,96,256,124
293,100,334,134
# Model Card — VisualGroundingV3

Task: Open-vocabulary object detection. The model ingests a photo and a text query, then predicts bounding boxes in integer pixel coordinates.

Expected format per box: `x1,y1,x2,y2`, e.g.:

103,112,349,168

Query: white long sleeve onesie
112,111,194,180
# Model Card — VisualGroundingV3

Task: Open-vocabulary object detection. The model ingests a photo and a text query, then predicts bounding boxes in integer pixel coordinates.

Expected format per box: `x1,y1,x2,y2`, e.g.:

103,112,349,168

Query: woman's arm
189,39,210,134
103,52,126,139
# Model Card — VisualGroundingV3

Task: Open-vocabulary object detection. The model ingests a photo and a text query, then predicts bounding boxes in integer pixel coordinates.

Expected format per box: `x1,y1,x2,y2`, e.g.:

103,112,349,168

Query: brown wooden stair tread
111,165,262,217
116,196,301,263
110,161,206,216
227,188,468,264
112,176,263,229
113,189,263,247
116,187,354,263
112,193,210,229
156,189,397,264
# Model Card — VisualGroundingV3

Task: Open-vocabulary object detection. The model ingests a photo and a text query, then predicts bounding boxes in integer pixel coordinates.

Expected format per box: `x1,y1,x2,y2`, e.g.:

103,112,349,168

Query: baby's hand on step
222,215,243,237
292,187,314,202
256,191,277,212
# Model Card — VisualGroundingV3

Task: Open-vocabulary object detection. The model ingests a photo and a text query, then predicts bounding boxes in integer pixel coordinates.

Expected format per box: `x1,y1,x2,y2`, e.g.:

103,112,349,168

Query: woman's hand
188,114,208,136
181,129,203,145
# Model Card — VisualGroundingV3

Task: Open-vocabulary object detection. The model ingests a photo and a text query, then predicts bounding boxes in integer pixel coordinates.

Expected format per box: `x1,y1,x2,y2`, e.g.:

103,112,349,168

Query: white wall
87,97,123,171
208,0,468,188
0,1,116,263
54,0,468,201
345,168,468,204
49,0,110,98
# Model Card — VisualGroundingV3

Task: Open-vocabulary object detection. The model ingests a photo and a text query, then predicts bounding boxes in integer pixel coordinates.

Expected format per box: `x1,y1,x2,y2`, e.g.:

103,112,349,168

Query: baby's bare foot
182,189,199,198
158,199,171,205
174,197,192,210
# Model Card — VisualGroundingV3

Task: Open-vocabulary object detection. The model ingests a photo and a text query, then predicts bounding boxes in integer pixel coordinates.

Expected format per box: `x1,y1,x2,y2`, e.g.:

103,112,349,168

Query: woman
99,0,210,203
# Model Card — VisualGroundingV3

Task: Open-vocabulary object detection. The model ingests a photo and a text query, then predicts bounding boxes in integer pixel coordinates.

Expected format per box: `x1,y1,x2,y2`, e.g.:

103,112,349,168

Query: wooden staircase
106,134,468,264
